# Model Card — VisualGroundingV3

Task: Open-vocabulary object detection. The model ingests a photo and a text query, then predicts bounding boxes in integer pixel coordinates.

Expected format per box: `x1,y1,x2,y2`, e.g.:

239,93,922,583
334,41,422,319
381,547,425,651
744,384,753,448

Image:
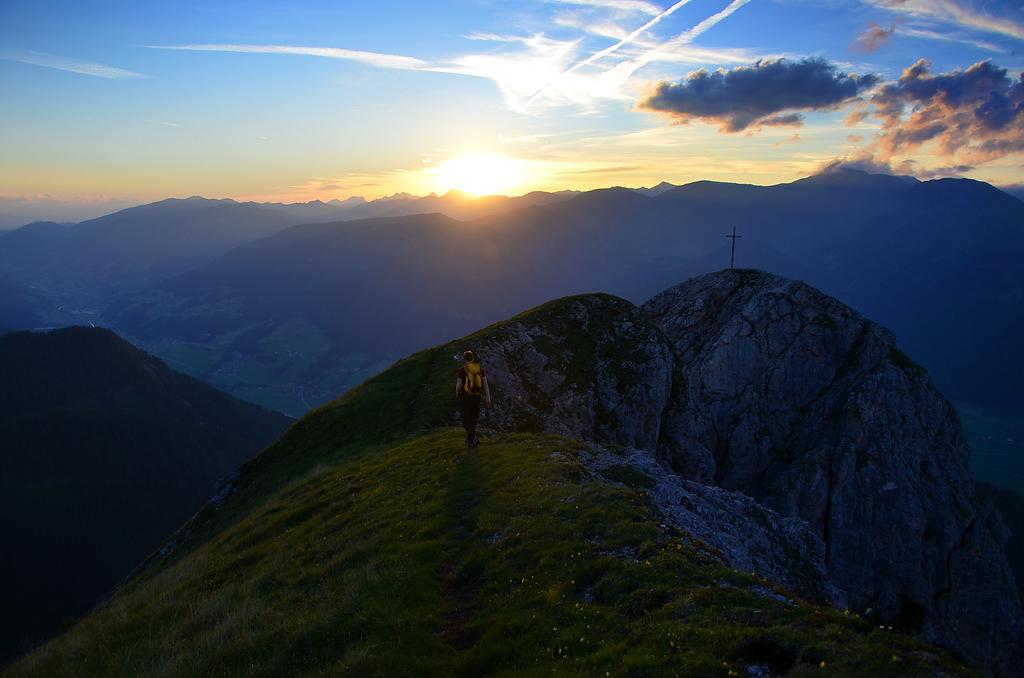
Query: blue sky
1,0,1023,222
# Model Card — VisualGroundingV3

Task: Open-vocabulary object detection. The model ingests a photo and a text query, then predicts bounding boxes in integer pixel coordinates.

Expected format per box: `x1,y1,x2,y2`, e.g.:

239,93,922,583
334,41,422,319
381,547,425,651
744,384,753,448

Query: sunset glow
433,154,527,196
1,0,1023,223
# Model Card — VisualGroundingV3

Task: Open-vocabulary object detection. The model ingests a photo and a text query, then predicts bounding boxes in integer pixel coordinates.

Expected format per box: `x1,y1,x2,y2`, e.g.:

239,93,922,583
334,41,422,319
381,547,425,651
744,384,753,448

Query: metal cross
725,227,743,269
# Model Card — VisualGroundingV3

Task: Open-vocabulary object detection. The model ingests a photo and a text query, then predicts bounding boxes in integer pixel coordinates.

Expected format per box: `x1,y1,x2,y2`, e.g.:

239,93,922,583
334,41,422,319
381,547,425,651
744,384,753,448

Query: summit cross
726,227,743,269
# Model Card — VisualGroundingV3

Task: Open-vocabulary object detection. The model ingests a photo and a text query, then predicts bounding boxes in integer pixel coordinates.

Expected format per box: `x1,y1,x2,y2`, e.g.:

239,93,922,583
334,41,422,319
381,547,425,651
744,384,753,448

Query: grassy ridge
7,297,973,675
9,430,967,677
139,294,629,574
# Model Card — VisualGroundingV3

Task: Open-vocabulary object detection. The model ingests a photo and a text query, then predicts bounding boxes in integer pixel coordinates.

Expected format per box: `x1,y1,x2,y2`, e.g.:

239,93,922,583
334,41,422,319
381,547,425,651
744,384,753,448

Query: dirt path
438,448,490,650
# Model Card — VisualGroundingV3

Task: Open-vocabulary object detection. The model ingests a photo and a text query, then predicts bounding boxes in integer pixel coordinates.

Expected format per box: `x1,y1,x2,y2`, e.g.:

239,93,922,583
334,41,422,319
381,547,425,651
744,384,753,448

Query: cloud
551,0,665,15
0,49,144,79
623,0,754,75
773,132,802,147
455,2,759,113
865,1,1024,41
145,44,436,72
463,33,544,43
821,153,972,180
852,22,897,52
563,164,646,174
521,0,697,108
565,0,696,72
824,154,973,180
896,26,1006,53
760,113,805,127
848,134,865,142
149,0,757,114
913,163,975,178
538,0,756,110
863,59,1024,164
498,129,597,144
816,152,915,176
639,57,879,132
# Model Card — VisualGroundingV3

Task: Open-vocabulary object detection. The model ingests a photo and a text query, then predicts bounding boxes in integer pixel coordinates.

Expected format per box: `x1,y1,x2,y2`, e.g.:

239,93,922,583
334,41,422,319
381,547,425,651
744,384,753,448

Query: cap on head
463,349,476,362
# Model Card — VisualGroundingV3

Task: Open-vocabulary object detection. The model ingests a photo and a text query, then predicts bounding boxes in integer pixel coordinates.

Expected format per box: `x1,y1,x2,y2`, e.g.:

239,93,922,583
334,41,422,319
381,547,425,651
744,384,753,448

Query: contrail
522,0,753,111
0,49,144,79
671,0,752,47
145,44,430,71
614,0,753,80
145,43,478,77
522,0,696,110
566,0,697,74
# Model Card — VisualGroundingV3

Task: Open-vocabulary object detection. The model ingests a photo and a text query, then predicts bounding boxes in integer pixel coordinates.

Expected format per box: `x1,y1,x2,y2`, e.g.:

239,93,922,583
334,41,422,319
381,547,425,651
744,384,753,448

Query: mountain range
78,168,1024,419
0,170,1020,488
0,327,289,664
7,271,1018,675
0,190,579,302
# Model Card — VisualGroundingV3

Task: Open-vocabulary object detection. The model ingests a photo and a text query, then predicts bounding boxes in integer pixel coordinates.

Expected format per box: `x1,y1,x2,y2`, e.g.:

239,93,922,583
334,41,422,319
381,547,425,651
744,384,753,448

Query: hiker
456,349,492,448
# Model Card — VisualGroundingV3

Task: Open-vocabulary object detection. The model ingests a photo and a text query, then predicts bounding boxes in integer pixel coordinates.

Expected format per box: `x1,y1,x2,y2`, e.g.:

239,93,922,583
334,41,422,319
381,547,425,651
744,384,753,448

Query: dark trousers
460,393,481,443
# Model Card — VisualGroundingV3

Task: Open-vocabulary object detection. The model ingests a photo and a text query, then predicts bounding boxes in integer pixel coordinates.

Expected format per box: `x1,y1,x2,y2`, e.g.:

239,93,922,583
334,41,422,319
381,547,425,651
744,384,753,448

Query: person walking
456,349,492,448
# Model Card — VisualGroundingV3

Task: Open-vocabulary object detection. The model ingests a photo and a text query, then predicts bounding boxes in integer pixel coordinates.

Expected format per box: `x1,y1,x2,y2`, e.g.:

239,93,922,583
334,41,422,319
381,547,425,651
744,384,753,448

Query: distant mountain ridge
0,327,289,664
101,169,1024,415
634,180,679,196
3,169,1021,414
0,189,581,317
0,200,301,297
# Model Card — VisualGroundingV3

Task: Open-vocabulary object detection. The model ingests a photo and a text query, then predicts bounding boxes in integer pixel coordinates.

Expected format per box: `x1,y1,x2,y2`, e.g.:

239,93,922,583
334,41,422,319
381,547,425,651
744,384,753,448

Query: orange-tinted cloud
864,59,1024,164
851,22,896,53
639,57,879,132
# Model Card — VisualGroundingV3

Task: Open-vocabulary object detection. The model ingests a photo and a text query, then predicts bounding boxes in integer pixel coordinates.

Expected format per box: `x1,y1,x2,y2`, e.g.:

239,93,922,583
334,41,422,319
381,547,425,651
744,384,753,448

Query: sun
434,154,526,196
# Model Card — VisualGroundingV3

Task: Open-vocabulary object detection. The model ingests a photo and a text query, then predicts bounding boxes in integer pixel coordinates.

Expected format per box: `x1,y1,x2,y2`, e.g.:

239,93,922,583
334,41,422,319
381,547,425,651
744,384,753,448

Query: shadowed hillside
0,327,290,664
7,431,970,677
0,279,48,332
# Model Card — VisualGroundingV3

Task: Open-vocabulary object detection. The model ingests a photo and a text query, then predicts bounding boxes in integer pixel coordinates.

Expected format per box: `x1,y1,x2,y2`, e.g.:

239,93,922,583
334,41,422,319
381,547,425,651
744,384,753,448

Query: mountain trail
438,445,490,650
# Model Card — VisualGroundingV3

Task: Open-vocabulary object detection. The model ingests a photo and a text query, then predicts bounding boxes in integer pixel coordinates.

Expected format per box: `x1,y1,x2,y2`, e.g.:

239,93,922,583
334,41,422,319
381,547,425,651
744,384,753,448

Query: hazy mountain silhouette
0,199,301,295
105,169,1024,414
0,192,577,304
634,180,678,196
332,188,577,221
0,327,289,664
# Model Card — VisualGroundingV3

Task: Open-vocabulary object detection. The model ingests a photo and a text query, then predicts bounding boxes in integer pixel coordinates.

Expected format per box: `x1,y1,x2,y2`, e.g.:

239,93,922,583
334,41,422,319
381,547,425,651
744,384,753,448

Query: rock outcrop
643,270,1021,673
469,294,673,451
464,269,1021,675
583,445,845,606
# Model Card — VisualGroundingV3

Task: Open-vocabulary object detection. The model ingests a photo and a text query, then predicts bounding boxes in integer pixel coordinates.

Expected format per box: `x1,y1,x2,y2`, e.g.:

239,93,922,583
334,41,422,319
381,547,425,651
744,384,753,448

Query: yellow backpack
463,362,484,395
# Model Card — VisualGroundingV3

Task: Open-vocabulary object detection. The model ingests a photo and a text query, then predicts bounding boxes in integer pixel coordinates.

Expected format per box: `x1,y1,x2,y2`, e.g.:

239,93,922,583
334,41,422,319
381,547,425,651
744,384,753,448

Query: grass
9,430,968,677
6,295,975,676
146,294,642,570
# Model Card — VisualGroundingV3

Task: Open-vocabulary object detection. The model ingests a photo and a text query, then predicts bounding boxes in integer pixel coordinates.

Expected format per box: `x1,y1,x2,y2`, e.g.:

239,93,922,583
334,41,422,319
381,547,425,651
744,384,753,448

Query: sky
1,0,1023,223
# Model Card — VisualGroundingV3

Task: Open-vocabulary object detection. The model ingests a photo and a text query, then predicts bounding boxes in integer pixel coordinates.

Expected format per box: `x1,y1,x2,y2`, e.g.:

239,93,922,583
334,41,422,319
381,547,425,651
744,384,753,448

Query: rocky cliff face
643,270,1021,673
465,269,1021,675
583,444,845,606
468,294,672,450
